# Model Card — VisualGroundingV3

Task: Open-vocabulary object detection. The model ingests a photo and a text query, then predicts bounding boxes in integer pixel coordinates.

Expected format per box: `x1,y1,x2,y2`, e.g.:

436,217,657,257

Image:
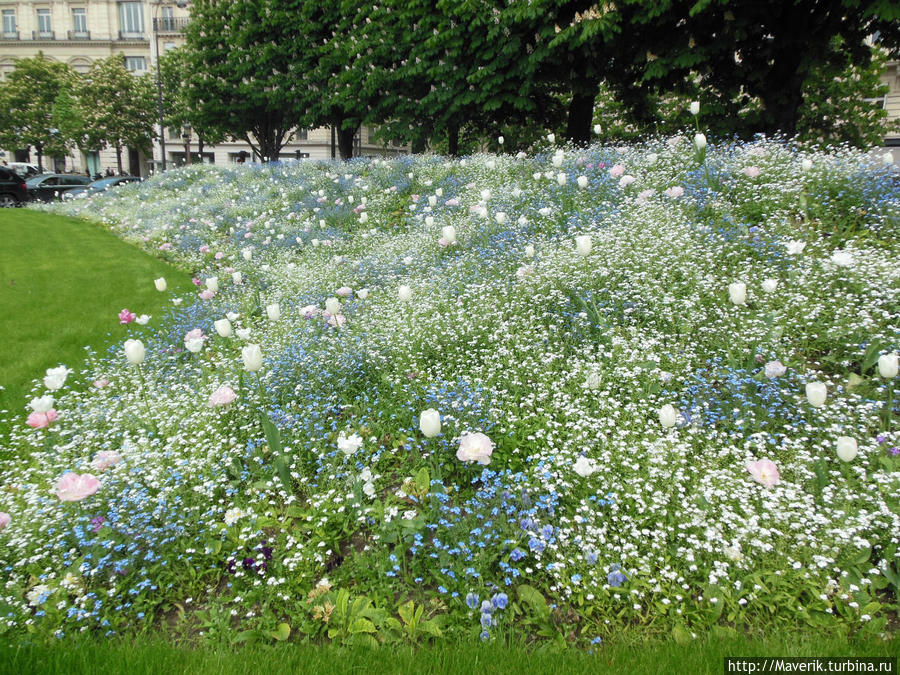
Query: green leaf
414,467,430,496
260,414,283,455
273,455,292,494
517,584,550,620
271,622,291,641
398,600,415,625
348,618,376,634
421,618,443,638
672,624,692,645
861,341,886,374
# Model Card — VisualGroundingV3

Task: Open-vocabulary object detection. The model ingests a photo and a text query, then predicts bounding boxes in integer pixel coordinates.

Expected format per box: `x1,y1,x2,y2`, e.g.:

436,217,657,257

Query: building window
72,8,87,35
119,2,144,37
36,9,52,37
163,41,176,52
160,6,174,31
2,10,16,38
125,56,147,73
69,57,91,74
296,128,308,141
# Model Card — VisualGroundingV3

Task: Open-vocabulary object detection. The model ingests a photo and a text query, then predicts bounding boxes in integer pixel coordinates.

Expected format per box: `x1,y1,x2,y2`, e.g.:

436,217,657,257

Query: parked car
26,173,92,202
7,162,41,178
0,166,29,207
63,175,142,199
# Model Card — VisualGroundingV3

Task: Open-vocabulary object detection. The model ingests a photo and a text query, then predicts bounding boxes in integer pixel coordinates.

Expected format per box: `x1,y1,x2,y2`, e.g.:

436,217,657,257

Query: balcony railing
152,17,189,33
68,30,91,40
1,31,18,40
118,30,145,40
32,30,55,40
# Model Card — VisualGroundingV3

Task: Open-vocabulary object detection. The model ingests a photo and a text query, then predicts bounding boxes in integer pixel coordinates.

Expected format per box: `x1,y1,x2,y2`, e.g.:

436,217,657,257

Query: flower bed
2,137,899,644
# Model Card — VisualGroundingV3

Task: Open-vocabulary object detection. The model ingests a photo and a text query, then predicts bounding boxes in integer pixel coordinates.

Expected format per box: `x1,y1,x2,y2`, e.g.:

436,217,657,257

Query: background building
0,0,406,176
880,60,900,163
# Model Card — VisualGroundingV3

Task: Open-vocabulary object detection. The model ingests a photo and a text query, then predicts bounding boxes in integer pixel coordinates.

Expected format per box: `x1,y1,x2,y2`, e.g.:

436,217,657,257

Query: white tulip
184,338,204,353
593,124,601,135
398,285,412,302
577,175,588,189
124,339,145,365
266,303,281,321
403,256,413,266
801,158,813,172
419,409,441,438
524,244,535,258
325,297,341,315
428,195,437,207
495,212,508,225
878,353,898,378
575,235,592,257
30,395,54,413
241,344,263,372
835,436,858,462
573,456,598,477
43,366,70,391
356,288,369,300
547,133,555,143
425,215,435,227
205,277,219,293
728,282,747,306
689,101,700,116
761,278,778,294
359,212,368,224
498,136,504,145
154,277,167,292
214,319,233,338
236,328,251,340
658,404,678,428
805,382,827,408
557,172,567,186
694,133,707,151
441,225,457,244
242,248,252,261
480,189,491,202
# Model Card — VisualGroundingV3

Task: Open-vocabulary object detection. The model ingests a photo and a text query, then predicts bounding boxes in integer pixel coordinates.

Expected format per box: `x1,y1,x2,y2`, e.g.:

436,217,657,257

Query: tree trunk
447,122,459,157
35,146,44,173
198,135,205,161
337,126,356,161
565,89,596,146
116,145,123,174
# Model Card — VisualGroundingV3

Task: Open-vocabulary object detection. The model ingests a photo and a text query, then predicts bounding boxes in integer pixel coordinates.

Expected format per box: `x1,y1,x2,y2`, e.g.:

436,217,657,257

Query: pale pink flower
118,308,136,324
214,251,224,260
199,245,210,253
457,432,494,465
746,459,780,488
742,166,760,178
609,164,625,178
0,512,10,531
764,361,786,378
199,289,215,300
336,286,353,297
93,379,110,388
664,186,685,199
327,314,347,328
445,198,459,207
438,237,450,247
56,473,100,502
91,451,122,472
26,409,58,429
208,385,237,407
618,175,635,187
158,242,173,251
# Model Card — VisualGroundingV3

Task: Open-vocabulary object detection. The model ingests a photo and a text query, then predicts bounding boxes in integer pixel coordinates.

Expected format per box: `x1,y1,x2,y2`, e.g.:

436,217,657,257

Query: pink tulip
742,166,760,178
56,473,100,502
746,459,780,488
336,286,353,297
91,451,122,472
0,512,10,531
93,378,110,388
199,245,210,253
26,409,58,429
199,289,215,300
609,164,625,178
118,308,136,324
327,314,347,328
208,385,237,407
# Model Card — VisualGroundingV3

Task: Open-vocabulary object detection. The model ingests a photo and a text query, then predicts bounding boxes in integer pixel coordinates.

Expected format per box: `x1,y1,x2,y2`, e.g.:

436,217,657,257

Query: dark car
26,174,92,202
0,166,29,207
64,176,142,199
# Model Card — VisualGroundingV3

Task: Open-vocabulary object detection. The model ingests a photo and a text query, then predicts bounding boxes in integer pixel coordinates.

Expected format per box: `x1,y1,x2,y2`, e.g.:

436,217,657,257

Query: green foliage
0,53,77,169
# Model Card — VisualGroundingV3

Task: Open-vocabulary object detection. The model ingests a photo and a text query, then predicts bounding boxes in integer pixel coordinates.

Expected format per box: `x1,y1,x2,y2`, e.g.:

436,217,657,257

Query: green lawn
0,208,192,421
0,630,896,675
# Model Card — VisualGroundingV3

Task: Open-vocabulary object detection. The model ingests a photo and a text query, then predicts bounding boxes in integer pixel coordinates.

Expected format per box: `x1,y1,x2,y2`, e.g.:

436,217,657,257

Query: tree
77,57,156,173
184,0,308,162
0,54,77,171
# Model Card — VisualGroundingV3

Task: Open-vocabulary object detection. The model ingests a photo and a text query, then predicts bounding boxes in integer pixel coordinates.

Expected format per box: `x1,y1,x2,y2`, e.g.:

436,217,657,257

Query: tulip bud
214,318,233,338
419,409,441,438
658,404,678,428
242,248,252,261
694,133,707,151
356,288,369,300
524,244,535,258
154,277,167,292
498,136,504,145
689,101,700,116
242,344,263,372
205,277,219,293
593,124,601,135
124,339,145,365
547,133,555,143
805,382,827,408
577,175,588,189
398,285,412,302
728,282,747,306
761,278,778,294
441,225,457,244
232,271,242,284
575,235,592,257
236,328,251,340
325,297,341,315
425,215,434,227
835,436,857,462
878,353,898,378
266,303,280,321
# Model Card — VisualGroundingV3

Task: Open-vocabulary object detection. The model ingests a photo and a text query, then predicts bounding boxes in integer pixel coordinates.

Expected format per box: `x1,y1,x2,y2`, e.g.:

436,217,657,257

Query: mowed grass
0,208,192,420
0,629,896,675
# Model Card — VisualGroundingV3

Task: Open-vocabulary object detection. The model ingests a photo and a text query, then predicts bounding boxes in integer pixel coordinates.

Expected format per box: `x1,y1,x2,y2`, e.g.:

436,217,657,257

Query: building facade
879,60,900,163
0,0,406,176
